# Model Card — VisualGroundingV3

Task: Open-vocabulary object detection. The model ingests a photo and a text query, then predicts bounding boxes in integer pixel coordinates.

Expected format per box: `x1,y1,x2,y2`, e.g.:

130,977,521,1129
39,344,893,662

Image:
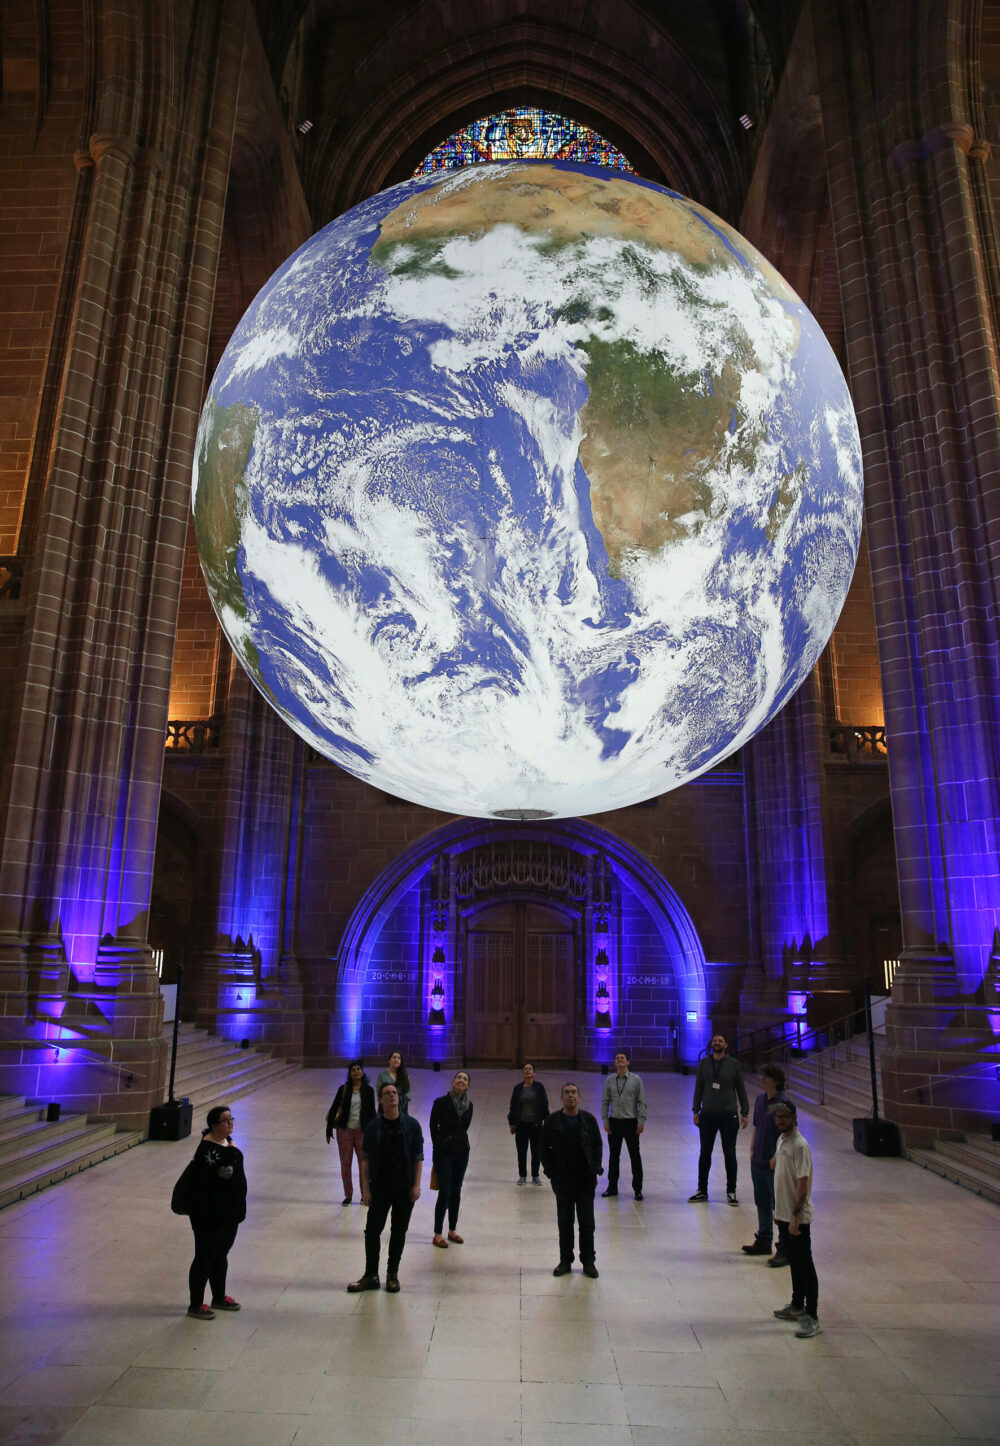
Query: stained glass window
414,108,636,176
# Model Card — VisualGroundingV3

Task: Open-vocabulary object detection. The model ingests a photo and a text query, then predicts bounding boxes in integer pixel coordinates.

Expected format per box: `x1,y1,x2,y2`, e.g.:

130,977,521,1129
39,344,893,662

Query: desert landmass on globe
375,163,756,272
192,160,862,818
372,162,804,572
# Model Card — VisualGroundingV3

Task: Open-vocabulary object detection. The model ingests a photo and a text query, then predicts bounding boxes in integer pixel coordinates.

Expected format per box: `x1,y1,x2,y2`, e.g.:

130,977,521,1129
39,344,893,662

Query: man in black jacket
540,1083,603,1278
347,1081,423,1293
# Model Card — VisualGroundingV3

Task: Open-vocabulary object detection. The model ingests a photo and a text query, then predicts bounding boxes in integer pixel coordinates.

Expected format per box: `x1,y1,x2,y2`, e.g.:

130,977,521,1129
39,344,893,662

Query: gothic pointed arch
333,817,708,1067
291,7,744,220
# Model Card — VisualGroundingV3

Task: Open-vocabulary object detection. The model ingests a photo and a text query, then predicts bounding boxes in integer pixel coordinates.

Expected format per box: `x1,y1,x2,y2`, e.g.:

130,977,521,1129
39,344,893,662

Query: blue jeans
750,1160,775,1245
697,1111,739,1193
433,1149,468,1233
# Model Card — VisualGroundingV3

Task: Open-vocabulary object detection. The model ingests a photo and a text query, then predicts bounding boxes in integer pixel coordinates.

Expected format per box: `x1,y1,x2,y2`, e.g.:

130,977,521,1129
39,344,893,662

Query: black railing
735,999,873,1075
829,723,888,759
165,716,221,752
0,555,24,600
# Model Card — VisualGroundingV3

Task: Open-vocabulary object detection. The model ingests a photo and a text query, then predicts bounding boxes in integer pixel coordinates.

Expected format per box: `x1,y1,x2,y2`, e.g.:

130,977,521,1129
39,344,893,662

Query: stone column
0,3,246,1127
814,0,1000,1135
193,665,304,1056
743,673,832,1004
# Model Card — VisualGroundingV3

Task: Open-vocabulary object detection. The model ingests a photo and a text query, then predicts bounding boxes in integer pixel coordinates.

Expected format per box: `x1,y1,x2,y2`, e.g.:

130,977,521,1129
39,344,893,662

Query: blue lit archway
333,818,707,1067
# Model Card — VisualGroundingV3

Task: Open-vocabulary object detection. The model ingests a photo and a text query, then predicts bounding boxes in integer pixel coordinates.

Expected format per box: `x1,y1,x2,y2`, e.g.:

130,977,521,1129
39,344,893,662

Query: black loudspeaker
991,1121,1000,1142
853,1117,901,1157
46,1102,61,1122
149,1098,193,1141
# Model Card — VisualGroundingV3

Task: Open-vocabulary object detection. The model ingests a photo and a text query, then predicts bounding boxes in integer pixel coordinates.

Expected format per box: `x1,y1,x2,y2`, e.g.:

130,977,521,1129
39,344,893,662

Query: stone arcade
1,0,999,1142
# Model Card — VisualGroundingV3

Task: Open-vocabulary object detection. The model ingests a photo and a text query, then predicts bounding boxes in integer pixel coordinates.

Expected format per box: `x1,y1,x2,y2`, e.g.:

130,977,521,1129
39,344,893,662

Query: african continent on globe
193,160,862,819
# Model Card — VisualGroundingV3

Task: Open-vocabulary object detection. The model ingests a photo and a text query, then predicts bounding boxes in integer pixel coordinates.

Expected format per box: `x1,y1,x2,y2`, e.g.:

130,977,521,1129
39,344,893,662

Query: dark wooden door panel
522,931,574,1062
465,930,515,1061
465,901,576,1066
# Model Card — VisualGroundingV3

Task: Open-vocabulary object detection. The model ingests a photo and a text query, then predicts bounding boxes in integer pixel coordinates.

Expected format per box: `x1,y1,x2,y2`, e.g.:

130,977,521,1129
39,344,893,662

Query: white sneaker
795,1314,822,1338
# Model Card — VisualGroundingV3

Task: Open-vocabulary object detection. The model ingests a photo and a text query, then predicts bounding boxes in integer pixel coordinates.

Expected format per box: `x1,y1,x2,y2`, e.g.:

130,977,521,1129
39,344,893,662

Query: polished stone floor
1,1067,999,1445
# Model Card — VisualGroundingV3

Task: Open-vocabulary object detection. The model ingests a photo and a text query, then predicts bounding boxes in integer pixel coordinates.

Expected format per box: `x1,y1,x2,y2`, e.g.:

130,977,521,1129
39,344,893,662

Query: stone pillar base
0,933,165,1128
195,945,304,1056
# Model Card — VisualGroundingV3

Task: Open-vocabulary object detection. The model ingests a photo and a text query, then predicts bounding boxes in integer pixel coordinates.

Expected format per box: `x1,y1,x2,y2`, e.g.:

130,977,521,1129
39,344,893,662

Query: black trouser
606,1118,643,1191
778,1219,818,1317
514,1123,541,1178
364,1183,414,1278
433,1149,468,1233
697,1110,739,1192
555,1183,596,1266
189,1218,238,1309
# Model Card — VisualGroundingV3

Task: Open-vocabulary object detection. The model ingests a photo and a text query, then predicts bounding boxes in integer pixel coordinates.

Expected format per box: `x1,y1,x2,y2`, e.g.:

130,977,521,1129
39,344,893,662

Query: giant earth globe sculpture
193,161,863,819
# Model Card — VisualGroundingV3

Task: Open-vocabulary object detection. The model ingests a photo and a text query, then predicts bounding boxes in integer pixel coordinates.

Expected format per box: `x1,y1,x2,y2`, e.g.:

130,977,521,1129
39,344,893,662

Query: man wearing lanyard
688,1033,749,1204
600,1049,647,1200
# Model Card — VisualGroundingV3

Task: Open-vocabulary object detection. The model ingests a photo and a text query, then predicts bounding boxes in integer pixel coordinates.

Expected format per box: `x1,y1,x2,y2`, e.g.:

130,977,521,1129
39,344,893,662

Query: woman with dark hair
430,1070,472,1248
507,1062,550,1185
326,1061,376,1204
375,1050,411,1114
186,1105,247,1320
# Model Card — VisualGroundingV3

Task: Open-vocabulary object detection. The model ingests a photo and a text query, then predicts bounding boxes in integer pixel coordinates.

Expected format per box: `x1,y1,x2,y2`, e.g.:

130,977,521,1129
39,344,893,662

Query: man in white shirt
770,1099,820,1337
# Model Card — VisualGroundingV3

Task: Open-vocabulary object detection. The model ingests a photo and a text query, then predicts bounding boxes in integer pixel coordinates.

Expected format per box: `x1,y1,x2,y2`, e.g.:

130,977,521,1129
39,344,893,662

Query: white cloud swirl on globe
193,162,862,818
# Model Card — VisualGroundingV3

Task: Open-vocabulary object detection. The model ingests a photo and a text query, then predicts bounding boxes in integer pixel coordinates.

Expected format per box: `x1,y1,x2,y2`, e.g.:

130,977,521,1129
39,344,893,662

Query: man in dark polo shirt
688,1033,749,1205
347,1081,423,1294
540,1083,603,1278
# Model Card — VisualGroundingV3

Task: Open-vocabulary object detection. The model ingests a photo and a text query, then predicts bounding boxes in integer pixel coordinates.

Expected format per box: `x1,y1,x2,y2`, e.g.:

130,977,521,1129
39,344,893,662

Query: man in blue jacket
347,1081,423,1294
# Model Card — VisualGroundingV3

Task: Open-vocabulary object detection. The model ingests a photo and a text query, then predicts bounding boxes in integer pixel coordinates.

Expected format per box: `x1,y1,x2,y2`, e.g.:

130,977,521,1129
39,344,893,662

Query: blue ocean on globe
193,160,863,818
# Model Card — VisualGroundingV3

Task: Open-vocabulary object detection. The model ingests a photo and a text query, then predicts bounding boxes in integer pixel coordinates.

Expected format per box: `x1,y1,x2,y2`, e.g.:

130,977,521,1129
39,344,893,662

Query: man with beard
770,1099,820,1337
688,1033,749,1204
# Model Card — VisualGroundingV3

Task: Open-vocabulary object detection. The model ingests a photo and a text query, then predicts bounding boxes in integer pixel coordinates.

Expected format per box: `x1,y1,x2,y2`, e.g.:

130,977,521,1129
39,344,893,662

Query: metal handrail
900,1058,1000,1097
0,1037,135,1081
735,997,884,1075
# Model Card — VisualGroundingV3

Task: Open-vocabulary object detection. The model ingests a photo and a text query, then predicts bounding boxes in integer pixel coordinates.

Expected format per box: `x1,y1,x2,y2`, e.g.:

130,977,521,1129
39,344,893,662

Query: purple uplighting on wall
334,818,709,1068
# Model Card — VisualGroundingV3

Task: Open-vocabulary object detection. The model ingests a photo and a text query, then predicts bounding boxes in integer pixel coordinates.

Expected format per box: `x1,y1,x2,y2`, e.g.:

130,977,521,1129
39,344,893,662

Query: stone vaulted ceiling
249,0,798,225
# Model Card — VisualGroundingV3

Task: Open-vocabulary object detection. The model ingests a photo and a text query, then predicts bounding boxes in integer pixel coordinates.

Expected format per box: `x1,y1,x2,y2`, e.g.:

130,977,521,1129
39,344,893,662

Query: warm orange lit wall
830,530,884,723
0,3,83,552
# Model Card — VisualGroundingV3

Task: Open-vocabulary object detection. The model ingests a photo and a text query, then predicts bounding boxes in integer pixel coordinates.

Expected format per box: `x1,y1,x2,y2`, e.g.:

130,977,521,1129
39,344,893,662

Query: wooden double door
464,900,576,1065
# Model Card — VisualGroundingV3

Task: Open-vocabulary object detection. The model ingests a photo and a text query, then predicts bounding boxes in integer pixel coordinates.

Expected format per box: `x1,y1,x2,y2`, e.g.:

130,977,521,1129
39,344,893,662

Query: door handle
528,1016,535,1022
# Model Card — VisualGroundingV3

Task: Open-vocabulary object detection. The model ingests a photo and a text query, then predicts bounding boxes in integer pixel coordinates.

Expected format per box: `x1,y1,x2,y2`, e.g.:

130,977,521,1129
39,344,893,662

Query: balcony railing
829,723,887,759
165,716,221,753
0,556,24,600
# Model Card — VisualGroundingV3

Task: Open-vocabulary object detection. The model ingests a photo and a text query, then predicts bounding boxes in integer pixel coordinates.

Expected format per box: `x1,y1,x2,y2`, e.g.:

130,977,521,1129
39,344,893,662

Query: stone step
0,1094,31,1122
790,1055,878,1091
0,1115,118,1171
173,1049,280,1089
0,1116,144,1212
905,1143,1000,1206
173,1049,292,1095
182,1057,298,1113
0,1108,98,1162
786,1070,877,1115
161,1023,299,1116
168,1028,247,1062
933,1136,1000,1175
